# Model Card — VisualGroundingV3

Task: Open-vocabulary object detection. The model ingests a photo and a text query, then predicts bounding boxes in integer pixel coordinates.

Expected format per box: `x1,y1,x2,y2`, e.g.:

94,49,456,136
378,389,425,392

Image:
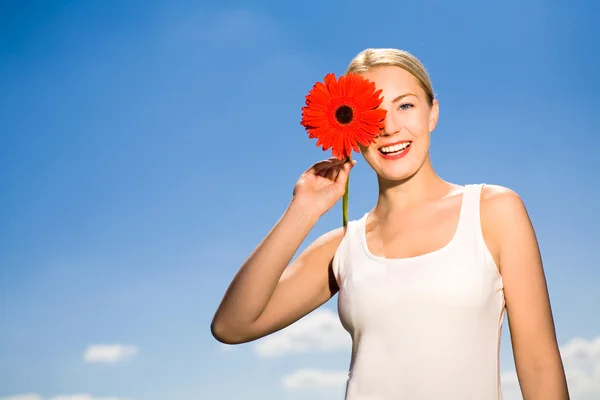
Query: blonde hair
345,48,435,105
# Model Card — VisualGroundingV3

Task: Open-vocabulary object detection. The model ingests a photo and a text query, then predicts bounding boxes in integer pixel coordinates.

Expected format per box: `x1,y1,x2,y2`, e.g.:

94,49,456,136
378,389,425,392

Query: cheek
359,145,376,165
405,112,431,137
359,144,381,167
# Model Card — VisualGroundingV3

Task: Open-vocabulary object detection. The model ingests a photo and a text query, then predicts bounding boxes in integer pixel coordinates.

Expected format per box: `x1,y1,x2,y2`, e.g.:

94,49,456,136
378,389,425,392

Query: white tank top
332,184,506,400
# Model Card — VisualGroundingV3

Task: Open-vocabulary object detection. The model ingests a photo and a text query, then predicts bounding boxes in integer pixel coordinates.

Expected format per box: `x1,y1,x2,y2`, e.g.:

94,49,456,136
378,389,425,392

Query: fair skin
211,65,569,399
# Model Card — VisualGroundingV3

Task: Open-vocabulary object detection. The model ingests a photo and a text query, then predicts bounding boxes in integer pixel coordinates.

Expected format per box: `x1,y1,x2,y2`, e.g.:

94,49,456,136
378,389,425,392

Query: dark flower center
335,105,353,125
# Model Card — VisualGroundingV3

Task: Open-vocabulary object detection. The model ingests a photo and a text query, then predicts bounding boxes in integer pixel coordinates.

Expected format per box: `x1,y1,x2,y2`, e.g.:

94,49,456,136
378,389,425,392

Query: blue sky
1,0,599,399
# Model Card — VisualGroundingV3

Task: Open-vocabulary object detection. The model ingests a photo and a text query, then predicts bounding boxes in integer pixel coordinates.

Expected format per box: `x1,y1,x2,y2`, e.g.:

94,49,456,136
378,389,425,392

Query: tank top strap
454,183,485,241
332,215,366,285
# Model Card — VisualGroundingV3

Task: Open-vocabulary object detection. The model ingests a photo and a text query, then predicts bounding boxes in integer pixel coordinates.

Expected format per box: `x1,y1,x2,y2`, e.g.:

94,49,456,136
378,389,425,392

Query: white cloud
282,369,348,390
500,371,523,400
561,336,600,397
83,344,138,364
0,395,42,400
502,335,600,400
254,309,351,357
0,396,132,400
217,342,235,353
50,396,132,400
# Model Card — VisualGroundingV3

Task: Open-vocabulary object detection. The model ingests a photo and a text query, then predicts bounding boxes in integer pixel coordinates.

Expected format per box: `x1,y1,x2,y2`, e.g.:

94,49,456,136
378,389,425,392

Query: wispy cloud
217,342,235,353
561,335,600,398
254,309,351,357
500,371,524,400
282,369,348,390
82,344,138,364
0,395,133,400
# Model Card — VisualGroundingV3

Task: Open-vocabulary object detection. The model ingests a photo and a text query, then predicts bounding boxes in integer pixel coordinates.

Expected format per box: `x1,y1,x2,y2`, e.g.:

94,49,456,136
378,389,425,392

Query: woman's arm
211,159,353,344
482,185,569,399
211,205,345,344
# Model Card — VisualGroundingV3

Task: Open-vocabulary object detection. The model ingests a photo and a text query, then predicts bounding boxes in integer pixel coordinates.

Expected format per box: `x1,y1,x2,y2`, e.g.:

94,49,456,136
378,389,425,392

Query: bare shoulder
481,184,524,206
311,225,347,247
481,184,529,220
480,184,533,267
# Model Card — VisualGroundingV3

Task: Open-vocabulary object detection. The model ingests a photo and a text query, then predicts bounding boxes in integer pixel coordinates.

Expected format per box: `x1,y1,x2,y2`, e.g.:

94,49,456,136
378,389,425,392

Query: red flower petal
300,73,386,159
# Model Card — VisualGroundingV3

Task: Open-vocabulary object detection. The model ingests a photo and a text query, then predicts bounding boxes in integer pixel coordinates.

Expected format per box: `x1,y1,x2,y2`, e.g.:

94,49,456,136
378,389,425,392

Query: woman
211,48,569,399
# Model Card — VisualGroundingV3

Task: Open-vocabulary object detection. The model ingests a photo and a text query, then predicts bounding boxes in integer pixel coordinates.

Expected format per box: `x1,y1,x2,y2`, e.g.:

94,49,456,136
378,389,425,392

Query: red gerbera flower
300,73,387,160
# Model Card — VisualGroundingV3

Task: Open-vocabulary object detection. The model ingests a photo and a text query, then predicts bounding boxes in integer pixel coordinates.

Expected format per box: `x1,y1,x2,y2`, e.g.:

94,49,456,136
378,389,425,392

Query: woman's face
358,66,439,182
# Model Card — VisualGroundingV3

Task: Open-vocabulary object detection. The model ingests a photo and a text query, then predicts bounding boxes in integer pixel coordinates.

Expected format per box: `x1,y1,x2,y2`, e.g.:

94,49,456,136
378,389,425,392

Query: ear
428,99,439,132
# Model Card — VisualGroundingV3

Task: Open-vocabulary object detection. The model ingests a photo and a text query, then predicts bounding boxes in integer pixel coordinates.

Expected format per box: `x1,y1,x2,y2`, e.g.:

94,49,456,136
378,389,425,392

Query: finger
332,157,354,181
317,163,339,178
325,164,341,181
317,167,330,178
334,160,355,188
305,158,344,175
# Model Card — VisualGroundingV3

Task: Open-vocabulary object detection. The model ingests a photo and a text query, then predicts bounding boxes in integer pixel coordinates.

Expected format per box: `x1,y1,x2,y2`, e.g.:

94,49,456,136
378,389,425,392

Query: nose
380,109,401,137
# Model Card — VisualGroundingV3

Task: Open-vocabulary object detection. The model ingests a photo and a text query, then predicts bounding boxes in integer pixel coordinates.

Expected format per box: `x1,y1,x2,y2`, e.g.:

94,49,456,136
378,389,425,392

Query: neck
374,156,455,216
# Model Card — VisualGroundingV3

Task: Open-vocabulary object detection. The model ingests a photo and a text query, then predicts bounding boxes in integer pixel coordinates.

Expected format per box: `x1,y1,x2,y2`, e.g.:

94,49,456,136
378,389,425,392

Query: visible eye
398,102,414,111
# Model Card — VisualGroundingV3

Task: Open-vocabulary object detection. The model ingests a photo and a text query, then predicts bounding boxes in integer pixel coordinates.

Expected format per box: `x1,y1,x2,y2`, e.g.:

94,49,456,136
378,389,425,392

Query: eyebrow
391,93,417,103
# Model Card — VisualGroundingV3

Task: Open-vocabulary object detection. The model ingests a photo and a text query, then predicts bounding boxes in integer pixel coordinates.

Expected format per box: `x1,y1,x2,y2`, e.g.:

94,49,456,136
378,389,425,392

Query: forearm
212,200,319,330
519,362,570,399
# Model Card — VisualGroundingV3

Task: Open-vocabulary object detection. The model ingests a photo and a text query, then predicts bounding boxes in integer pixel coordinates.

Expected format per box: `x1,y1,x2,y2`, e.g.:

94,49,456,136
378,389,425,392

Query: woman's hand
292,157,356,218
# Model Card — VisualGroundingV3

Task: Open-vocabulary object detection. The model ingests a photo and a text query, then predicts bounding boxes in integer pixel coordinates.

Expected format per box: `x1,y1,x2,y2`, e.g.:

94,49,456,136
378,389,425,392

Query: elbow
210,318,251,345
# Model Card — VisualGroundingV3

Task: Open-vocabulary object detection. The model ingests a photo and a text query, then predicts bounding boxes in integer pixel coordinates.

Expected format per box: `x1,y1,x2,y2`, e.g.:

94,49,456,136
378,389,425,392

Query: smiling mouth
379,141,411,156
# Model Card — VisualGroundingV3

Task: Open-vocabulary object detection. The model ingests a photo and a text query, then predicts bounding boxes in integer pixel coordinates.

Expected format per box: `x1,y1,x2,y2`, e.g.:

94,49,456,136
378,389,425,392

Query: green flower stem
343,171,349,227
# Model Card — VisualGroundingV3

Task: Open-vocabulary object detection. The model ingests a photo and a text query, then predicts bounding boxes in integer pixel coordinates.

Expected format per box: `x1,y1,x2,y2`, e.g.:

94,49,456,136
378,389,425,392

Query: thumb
334,159,356,192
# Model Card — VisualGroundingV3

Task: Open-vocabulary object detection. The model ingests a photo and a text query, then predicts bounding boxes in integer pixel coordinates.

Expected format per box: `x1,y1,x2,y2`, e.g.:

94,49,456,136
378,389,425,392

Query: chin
376,167,418,183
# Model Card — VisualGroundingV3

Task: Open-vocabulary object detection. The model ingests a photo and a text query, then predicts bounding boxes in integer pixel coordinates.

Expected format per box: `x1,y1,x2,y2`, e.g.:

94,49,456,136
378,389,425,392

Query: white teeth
380,142,410,154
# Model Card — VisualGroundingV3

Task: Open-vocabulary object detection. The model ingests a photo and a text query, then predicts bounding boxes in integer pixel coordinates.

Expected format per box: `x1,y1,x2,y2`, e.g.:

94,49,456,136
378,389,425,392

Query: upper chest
364,193,465,260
